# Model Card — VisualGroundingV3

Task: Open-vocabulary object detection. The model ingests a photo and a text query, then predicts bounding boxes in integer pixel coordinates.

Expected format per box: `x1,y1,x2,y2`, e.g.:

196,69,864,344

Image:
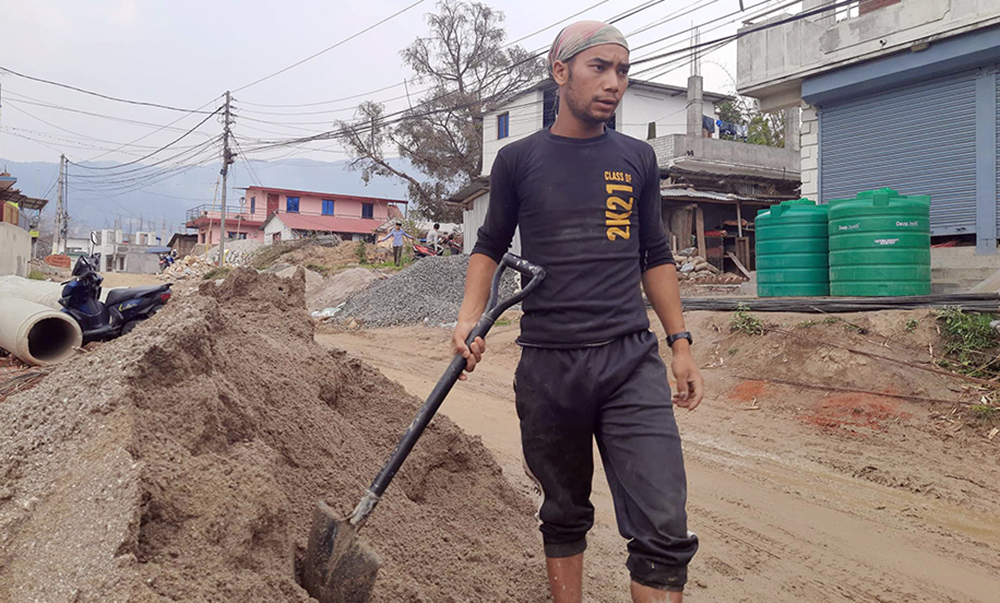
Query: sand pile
0,268,547,603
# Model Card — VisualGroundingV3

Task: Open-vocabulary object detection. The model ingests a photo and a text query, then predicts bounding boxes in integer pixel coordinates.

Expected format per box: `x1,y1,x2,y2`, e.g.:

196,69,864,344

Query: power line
0,66,215,113
232,0,429,93
71,107,222,171
632,0,858,66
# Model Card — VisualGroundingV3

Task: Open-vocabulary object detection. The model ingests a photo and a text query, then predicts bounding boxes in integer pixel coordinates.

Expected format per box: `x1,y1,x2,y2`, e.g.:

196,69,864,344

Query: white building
454,79,731,254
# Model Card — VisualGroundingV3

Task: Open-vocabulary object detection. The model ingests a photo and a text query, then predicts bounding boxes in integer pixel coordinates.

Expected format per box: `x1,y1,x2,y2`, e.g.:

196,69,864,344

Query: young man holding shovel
453,21,704,603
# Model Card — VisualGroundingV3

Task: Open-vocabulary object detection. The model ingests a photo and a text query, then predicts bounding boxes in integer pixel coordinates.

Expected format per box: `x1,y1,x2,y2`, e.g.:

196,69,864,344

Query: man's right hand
453,319,486,381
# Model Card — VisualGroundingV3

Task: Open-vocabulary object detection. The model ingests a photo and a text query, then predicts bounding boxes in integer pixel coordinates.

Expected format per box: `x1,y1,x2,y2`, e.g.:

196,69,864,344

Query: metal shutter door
820,70,978,235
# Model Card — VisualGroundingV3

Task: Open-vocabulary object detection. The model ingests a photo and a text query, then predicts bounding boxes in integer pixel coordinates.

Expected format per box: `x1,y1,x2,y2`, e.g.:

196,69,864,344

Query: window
497,112,510,139
647,122,657,140
322,199,335,215
250,196,256,215
286,196,300,213
362,203,374,219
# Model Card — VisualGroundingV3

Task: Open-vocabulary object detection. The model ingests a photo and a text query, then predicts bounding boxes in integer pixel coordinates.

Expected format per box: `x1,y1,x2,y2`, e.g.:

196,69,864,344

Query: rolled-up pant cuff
628,558,687,592
543,537,587,558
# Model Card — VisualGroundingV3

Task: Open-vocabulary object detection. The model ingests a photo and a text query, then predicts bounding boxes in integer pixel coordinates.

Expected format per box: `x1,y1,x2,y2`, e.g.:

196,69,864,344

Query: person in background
427,223,442,254
380,222,414,266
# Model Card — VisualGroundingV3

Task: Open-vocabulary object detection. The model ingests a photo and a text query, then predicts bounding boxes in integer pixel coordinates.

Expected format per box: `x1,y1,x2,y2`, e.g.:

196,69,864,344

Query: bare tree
338,0,544,222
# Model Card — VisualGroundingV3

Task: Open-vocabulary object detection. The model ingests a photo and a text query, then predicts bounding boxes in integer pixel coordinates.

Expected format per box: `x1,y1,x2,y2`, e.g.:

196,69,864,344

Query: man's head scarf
548,21,629,75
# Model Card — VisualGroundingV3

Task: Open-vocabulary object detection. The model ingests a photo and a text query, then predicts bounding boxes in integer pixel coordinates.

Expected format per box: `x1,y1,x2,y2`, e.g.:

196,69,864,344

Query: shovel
302,253,546,603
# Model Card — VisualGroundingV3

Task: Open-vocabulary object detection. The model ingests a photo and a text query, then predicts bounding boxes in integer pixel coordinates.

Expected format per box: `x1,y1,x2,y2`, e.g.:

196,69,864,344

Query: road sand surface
317,309,1000,602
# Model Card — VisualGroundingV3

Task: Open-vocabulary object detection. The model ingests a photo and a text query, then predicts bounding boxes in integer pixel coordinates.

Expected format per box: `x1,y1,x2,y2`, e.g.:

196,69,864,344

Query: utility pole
218,91,236,266
52,154,65,256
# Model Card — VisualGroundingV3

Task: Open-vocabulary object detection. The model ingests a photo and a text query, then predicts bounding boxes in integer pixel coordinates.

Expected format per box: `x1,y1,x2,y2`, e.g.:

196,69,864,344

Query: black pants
515,330,698,591
392,245,402,265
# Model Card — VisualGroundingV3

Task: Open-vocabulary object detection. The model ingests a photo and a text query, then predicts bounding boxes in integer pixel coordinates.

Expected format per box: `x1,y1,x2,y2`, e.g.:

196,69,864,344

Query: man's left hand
670,345,704,410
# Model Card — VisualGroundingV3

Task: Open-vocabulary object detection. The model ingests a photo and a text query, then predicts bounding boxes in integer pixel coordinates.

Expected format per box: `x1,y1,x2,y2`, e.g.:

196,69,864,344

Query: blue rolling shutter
820,70,978,236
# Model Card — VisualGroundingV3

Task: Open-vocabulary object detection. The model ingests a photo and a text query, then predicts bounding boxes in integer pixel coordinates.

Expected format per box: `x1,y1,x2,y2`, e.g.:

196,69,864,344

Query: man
427,223,442,254
379,222,414,266
452,21,704,603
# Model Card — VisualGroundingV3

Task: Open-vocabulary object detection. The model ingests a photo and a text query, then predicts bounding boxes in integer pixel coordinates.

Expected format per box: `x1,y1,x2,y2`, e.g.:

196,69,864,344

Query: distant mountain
0,156,418,234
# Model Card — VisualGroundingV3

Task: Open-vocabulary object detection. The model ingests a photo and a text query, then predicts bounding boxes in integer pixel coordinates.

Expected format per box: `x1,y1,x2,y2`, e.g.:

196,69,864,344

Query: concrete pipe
0,298,83,366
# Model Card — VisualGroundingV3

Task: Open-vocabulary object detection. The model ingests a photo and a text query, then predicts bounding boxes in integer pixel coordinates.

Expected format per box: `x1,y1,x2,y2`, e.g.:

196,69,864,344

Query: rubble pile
0,268,547,603
675,248,745,284
158,254,215,280
204,239,264,266
335,255,517,328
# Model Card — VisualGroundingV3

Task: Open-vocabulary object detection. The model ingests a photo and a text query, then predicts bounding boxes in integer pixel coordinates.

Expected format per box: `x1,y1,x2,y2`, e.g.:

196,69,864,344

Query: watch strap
666,331,693,347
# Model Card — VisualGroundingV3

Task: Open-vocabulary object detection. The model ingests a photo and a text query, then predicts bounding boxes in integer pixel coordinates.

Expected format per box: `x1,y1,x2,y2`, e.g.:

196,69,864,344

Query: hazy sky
0,0,773,170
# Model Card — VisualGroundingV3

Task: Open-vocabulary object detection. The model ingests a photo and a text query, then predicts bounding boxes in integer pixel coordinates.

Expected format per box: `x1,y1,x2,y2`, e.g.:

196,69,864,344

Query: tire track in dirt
317,318,1000,602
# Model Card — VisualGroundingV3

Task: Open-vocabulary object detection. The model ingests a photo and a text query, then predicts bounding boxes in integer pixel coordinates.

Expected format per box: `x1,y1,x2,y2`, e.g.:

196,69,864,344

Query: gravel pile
335,255,518,327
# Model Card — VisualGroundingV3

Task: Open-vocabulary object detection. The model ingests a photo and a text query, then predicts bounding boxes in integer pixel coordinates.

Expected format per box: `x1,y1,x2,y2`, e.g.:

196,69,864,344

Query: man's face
553,44,629,125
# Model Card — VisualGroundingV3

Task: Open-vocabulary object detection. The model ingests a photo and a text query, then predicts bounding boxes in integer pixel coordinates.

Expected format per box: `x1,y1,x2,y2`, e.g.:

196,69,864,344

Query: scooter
59,249,173,344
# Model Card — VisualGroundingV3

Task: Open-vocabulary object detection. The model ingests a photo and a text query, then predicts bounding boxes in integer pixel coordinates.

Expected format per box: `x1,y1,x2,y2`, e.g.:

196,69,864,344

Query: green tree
715,97,785,148
338,0,545,222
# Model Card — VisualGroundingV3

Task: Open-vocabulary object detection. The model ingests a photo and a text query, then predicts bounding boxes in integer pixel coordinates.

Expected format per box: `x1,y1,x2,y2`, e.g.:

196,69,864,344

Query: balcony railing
185,204,384,226
185,204,261,225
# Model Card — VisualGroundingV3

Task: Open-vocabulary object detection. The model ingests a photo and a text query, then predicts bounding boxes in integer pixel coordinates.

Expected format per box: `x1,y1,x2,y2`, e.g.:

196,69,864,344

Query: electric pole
218,91,236,266
52,154,65,256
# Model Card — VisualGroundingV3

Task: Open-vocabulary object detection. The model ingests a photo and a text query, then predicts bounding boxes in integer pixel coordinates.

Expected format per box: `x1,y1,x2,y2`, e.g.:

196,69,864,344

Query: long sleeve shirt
380,229,412,247
471,128,673,348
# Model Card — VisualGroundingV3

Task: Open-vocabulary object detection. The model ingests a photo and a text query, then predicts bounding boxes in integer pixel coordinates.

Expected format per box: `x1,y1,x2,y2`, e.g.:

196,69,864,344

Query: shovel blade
302,501,380,603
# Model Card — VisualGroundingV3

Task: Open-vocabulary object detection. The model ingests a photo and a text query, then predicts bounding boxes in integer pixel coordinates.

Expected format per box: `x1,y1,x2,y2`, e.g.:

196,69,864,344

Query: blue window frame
362,203,374,219
286,196,299,213
322,199,335,215
497,112,510,139
250,196,256,215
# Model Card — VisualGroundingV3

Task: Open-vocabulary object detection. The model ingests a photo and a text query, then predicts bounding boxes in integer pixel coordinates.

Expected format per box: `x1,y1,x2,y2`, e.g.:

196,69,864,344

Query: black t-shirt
472,128,674,348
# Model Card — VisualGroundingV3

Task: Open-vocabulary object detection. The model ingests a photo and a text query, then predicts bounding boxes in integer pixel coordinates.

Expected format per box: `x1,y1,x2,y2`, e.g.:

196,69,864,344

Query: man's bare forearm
458,253,499,323
641,264,689,351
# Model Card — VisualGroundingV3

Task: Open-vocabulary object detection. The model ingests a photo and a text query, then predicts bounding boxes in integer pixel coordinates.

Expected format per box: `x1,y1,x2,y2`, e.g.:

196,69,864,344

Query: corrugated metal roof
659,187,761,203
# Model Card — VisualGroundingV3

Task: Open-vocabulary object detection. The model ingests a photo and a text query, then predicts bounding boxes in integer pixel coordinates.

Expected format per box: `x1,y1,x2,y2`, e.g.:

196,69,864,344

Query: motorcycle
413,238,462,259
59,250,173,344
158,253,176,272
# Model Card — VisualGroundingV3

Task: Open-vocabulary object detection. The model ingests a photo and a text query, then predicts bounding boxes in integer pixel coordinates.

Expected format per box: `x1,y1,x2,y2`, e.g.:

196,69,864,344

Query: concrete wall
617,88,715,141
652,133,801,179
737,0,1000,108
0,222,31,277
124,251,161,274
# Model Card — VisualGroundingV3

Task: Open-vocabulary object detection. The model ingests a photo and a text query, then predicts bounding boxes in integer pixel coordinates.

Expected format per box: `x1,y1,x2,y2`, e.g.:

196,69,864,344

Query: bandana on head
548,20,629,75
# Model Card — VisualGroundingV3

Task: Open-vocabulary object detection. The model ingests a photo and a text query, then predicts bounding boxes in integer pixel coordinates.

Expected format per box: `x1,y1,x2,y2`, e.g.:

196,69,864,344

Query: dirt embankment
0,268,547,603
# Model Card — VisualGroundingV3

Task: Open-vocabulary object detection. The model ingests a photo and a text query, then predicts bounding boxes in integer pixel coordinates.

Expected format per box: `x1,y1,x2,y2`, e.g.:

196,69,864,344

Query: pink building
185,186,407,245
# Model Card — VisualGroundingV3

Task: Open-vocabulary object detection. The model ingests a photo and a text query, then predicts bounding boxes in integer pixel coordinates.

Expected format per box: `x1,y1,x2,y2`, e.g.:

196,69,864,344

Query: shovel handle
350,254,545,525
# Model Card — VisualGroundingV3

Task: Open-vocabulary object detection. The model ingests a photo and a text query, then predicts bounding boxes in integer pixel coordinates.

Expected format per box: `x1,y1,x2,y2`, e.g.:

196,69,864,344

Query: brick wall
800,102,819,202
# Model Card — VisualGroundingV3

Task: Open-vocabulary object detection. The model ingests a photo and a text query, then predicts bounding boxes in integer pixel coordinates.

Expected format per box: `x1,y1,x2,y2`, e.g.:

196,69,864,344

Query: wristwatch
666,331,693,348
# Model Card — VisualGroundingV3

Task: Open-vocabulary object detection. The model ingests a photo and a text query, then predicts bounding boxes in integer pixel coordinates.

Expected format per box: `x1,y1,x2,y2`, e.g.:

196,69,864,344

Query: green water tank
828,188,931,297
756,199,830,297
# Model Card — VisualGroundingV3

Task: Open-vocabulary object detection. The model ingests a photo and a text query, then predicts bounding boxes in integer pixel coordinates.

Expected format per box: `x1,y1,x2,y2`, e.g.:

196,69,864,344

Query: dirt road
317,310,1000,602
